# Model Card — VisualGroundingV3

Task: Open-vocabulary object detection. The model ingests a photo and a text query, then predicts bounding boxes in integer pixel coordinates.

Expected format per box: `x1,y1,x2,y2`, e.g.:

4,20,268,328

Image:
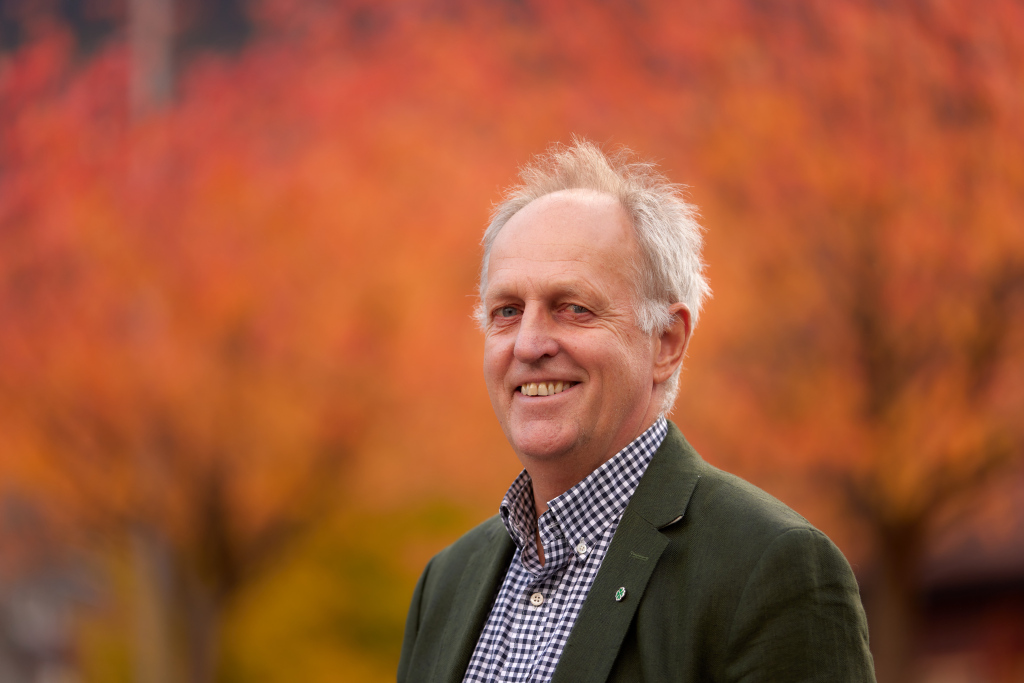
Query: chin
507,420,581,462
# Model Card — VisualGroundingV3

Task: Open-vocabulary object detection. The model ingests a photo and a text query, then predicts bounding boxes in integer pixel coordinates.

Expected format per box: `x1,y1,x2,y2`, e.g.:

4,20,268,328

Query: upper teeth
520,382,571,396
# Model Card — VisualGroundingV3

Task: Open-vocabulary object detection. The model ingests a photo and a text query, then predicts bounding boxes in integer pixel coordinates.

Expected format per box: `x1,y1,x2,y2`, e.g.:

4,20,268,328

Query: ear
652,303,692,385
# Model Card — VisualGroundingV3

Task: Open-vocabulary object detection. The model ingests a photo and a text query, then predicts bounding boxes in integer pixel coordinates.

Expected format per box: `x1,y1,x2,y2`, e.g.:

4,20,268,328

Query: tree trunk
127,0,177,671
866,520,925,683
183,573,223,683
129,0,174,118
131,525,177,683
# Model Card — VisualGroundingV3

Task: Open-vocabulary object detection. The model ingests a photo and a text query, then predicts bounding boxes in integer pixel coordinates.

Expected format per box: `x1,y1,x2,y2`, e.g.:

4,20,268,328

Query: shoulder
690,460,817,545
399,516,515,682
691,467,874,679
641,422,858,607
628,425,873,679
418,514,512,596
683,463,854,601
429,515,508,572
651,422,819,551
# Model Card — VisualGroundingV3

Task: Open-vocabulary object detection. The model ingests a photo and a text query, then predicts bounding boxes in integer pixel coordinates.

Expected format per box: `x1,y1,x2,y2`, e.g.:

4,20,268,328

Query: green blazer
398,423,875,682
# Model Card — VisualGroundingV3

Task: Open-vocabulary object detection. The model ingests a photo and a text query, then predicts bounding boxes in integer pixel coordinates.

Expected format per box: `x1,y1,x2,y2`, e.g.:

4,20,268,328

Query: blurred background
1,0,1023,681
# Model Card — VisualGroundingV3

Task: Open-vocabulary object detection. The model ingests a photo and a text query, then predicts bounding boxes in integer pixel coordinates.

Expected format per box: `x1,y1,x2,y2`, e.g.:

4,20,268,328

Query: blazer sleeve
723,528,876,683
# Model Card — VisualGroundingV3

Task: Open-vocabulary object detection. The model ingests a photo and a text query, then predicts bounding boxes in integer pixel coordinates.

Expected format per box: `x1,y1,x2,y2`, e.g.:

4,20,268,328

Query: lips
517,381,578,396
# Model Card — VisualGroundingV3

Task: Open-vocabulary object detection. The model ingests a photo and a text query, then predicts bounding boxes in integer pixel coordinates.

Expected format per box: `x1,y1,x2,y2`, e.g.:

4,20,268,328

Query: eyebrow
554,283,600,301
484,280,605,305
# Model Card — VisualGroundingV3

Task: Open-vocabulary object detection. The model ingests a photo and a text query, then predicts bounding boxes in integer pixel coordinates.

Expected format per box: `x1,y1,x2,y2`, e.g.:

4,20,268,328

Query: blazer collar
623,420,704,529
551,420,703,683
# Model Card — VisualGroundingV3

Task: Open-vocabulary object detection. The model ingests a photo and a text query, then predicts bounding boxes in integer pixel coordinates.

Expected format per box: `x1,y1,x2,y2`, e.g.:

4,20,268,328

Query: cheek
482,355,499,386
612,334,657,384
483,339,510,385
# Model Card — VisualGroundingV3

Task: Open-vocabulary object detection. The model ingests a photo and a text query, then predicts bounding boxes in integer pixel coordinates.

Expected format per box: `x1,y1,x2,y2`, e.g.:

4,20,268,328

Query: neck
530,465,587,517
526,413,662,518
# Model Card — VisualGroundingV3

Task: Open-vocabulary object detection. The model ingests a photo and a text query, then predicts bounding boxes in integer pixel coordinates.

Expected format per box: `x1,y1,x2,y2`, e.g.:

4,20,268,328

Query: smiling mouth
518,381,578,397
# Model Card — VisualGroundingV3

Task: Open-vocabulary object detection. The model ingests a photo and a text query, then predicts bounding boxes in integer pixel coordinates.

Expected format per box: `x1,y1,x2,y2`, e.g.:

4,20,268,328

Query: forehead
484,190,638,299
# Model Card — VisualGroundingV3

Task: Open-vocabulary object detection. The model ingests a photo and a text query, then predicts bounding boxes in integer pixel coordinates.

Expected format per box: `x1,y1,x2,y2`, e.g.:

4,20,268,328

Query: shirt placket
526,513,568,678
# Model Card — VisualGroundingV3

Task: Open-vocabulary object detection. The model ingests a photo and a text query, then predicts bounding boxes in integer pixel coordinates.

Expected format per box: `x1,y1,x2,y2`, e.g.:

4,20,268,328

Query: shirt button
575,541,589,557
529,592,544,607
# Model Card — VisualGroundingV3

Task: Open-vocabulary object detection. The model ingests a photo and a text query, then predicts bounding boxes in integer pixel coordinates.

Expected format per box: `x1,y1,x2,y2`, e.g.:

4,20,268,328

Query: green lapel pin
614,586,627,602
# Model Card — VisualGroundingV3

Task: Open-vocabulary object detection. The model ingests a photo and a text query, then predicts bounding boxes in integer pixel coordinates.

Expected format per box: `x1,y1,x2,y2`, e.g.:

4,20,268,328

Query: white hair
476,137,711,412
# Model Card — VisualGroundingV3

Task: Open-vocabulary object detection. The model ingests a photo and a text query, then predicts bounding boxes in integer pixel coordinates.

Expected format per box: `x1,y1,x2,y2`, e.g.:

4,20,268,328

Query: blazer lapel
433,522,515,683
551,422,703,683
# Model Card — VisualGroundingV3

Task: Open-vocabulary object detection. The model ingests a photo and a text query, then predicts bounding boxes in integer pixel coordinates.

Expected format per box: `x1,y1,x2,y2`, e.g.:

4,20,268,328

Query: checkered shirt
462,417,668,683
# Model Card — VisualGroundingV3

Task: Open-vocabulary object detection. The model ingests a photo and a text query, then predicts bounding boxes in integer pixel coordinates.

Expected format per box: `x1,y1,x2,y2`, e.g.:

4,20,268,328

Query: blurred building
916,483,1024,683
853,468,1024,683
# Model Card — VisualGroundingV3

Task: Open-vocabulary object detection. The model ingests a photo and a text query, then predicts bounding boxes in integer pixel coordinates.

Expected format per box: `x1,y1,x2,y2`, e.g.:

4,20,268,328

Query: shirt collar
499,416,668,554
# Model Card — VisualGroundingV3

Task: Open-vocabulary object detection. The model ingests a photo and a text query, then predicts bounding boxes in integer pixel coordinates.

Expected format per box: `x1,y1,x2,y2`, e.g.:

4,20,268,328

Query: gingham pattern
462,417,668,683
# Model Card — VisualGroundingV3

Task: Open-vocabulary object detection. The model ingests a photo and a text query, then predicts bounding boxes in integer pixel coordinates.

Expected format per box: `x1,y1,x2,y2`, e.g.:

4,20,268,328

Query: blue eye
568,304,590,314
497,306,519,318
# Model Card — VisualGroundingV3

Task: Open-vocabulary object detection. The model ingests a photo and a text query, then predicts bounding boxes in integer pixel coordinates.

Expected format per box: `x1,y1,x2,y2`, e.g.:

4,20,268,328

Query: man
398,139,875,682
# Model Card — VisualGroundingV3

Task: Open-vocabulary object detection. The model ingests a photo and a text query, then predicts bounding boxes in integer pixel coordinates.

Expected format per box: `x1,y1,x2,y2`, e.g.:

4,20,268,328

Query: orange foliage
1,1,1023,682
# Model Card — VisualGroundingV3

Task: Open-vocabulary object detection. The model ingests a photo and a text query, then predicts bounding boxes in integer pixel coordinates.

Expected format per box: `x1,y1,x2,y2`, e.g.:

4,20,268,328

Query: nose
513,306,559,363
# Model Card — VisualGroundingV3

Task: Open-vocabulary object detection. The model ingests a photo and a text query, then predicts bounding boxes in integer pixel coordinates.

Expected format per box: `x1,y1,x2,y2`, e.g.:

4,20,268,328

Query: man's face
482,189,661,475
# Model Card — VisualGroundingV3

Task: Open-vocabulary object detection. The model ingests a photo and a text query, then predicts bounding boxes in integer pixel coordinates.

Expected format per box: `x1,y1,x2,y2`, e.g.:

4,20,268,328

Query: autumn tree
0,8,451,680
1,38,351,683
2,2,1023,682
664,2,1024,680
